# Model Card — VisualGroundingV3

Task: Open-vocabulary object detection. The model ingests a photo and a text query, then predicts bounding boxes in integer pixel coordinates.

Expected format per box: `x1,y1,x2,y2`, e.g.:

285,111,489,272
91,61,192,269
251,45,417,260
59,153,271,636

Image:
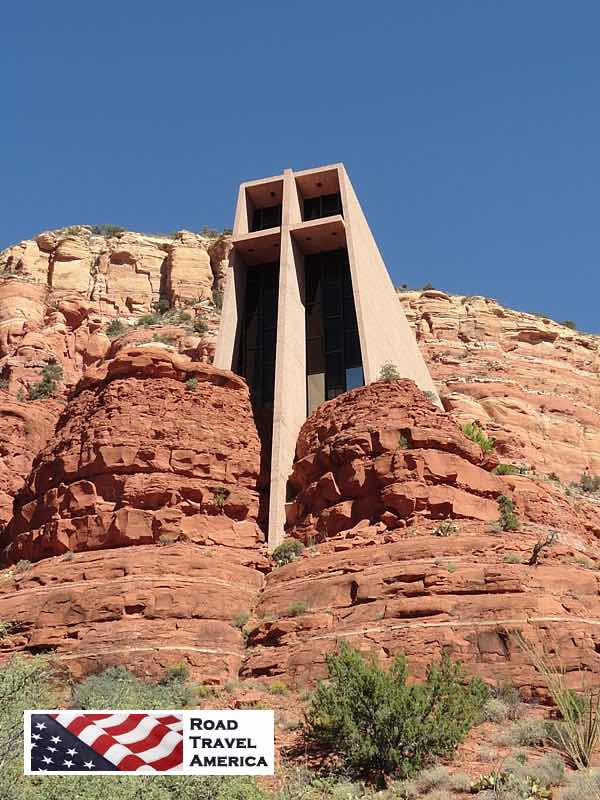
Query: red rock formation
1,347,263,564
0,543,265,682
287,379,503,541
0,346,268,680
400,290,600,482
245,379,600,696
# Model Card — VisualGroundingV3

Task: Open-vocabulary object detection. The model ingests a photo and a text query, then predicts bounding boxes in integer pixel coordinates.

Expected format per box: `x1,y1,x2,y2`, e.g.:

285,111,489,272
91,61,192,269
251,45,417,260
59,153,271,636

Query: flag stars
66,748,78,756
63,759,74,768
41,756,53,764
35,723,47,730
32,734,41,740
46,746,58,753
50,736,62,743
83,760,95,769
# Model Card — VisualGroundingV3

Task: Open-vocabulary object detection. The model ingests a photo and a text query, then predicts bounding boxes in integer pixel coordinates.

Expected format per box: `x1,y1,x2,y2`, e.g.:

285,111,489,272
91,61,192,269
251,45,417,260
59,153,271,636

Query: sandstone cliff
400,290,600,483
0,228,598,696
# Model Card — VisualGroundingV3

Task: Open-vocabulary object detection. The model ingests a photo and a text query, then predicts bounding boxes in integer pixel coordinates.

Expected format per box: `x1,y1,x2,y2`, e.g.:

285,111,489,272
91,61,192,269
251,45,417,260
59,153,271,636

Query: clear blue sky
2,1,599,332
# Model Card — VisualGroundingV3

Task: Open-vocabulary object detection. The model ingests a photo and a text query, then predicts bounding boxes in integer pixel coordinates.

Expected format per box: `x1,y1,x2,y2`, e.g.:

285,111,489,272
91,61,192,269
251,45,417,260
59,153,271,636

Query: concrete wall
339,166,440,401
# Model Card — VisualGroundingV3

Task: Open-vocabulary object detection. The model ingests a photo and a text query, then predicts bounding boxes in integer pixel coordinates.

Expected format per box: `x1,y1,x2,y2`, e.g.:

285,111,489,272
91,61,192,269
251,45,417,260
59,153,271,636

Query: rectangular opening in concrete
244,179,284,234
236,261,280,410
305,248,363,413
295,168,342,222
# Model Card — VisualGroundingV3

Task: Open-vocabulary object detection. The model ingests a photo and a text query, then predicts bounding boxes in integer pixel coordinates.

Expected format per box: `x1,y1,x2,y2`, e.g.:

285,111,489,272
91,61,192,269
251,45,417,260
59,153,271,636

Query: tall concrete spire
215,164,438,547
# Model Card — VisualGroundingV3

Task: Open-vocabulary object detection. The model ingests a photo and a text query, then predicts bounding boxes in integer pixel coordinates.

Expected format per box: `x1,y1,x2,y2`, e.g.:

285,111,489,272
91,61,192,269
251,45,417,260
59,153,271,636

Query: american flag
27,712,183,773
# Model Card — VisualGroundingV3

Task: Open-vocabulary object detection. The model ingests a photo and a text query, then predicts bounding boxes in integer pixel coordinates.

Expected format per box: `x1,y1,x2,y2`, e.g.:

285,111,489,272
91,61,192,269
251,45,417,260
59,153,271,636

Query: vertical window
305,249,363,413
251,205,282,232
238,262,279,408
302,193,342,221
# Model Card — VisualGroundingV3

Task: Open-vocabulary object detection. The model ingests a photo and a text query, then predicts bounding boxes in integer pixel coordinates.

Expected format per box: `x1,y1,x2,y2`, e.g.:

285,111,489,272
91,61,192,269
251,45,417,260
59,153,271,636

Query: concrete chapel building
214,164,438,547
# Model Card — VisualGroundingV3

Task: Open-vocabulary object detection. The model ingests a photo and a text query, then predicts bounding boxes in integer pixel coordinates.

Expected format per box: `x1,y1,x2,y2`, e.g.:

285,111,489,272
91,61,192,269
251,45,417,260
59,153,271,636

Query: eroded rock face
0,347,268,680
287,380,503,541
1,347,263,564
400,291,600,482
244,377,600,694
0,543,266,681
244,519,600,697
0,227,229,316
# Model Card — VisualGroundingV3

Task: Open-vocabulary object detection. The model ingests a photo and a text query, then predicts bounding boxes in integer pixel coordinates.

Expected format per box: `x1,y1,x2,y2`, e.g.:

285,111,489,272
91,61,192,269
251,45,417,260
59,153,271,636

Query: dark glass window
237,262,279,408
303,193,342,221
251,204,282,232
305,249,363,411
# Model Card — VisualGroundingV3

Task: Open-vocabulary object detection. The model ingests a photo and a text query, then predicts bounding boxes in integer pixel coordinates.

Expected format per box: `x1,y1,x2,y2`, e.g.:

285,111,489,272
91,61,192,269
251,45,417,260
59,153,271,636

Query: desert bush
232,612,250,629
561,320,577,330
27,363,63,400
433,520,456,537
71,665,194,710
495,717,547,746
267,681,288,696
498,495,520,531
285,601,308,617
379,361,401,381
106,318,127,338
186,377,198,392
579,473,600,493
272,538,305,567
137,312,162,327
0,378,8,390
15,559,31,572
193,315,209,335
91,224,126,238
212,486,228,511
462,421,495,453
397,433,409,449
519,637,600,769
494,463,527,476
152,333,175,345
483,697,510,722
305,643,488,784
558,770,600,800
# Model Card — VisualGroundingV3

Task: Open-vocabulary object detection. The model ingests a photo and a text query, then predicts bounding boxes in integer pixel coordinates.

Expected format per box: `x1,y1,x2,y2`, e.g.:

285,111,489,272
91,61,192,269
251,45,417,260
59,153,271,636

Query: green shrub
433,520,456,537
63,550,74,561
549,472,561,482
0,620,14,638
106,318,127,338
495,717,548,746
27,363,63,400
232,612,250,629
285,601,308,617
462,421,495,453
0,378,8,391
137,312,162,327
71,665,194,710
561,320,577,330
494,463,526,476
580,473,600,493
504,553,521,564
194,315,209,335
498,495,520,531
267,680,288,696
483,697,510,722
305,643,488,784
398,433,409,449
160,662,189,684
90,224,126,237
272,538,305,566
212,486,228,511
185,377,198,392
15,559,32,572
379,361,401,381
152,333,175,345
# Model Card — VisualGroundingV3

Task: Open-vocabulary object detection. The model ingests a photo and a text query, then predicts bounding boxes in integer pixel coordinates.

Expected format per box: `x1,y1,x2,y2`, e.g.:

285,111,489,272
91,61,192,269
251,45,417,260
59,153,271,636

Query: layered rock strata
286,380,503,542
0,348,268,680
400,290,600,482
245,381,600,695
